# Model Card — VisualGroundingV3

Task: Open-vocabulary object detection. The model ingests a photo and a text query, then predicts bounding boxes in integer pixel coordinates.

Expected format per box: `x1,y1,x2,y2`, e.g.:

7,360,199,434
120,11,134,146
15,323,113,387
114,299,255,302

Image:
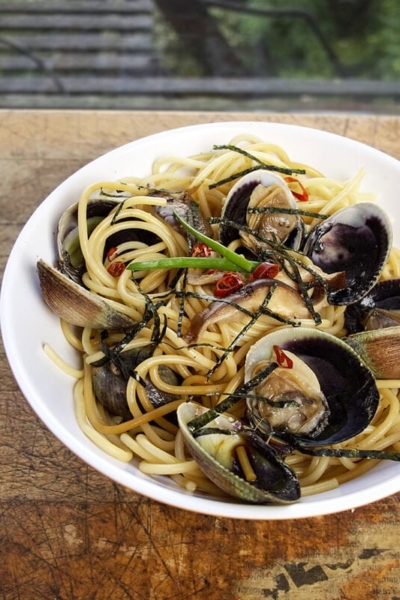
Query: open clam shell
245,327,379,447
93,356,180,421
345,278,400,334
344,325,400,380
304,202,392,305
219,169,303,253
37,259,135,330
58,198,119,283
177,402,300,504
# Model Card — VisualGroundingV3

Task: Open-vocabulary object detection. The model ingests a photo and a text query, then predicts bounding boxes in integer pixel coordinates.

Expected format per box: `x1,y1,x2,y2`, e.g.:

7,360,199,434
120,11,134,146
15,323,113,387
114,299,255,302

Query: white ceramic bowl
2,121,400,519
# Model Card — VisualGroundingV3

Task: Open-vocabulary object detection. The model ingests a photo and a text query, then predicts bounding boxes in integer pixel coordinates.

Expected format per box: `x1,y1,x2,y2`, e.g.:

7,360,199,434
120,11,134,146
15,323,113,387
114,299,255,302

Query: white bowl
2,121,400,519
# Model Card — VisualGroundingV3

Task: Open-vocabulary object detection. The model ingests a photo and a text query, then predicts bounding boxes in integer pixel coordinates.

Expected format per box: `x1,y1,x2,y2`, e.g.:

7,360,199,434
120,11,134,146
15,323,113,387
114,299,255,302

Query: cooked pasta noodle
48,134,400,500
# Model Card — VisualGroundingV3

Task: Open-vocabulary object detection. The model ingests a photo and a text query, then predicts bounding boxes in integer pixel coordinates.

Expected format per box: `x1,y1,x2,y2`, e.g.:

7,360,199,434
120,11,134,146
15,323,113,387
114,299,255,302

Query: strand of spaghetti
159,330,216,370
139,461,203,475
152,155,210,175
92,399,185,435
350,387,399,448
43,343,84,379
135,434,189,465
135,439,204,476
301,478,339,496
139,423,176,452
148,365,227,396
298,456,331,486
335,457,379,484
81,326,101,356
120,433,160,462
377,379,400,389
74,379,133,462
309,170,366,228
336,456,358,470
60,319,84,352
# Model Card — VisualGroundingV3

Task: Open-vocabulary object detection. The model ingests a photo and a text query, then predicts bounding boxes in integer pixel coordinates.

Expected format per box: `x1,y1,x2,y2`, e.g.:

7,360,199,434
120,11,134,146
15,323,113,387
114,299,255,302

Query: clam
219,170,303,254
37,259,135,330
177,402,300,504
304,202,392,305
154,191,213,239
345,278,400,334
58,199,119,283
92,347,181,419
58,197,159,284
344,326,400,380
244,327,379,447
341,278,400,379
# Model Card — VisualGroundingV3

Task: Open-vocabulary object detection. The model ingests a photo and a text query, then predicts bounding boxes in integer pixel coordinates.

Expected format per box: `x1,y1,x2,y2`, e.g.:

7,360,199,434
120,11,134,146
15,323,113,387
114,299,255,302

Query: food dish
2,121,400,519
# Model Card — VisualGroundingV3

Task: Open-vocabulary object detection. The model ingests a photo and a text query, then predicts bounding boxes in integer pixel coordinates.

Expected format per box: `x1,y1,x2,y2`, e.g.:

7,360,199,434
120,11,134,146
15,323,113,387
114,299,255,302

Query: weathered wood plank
1,14,153,31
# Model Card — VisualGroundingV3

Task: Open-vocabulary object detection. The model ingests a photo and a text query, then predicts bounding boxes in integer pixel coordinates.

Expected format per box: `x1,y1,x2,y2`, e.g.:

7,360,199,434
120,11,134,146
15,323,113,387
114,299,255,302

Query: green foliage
157,0,400,80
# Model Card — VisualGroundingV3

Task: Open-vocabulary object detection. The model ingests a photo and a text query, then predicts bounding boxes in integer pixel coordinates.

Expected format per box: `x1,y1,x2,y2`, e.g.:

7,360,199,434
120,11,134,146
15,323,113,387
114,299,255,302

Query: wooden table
2,110,400,600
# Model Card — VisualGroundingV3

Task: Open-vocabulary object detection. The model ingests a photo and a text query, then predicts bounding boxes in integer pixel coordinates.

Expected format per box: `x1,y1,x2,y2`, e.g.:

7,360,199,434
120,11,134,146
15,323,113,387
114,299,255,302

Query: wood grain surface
2,110,400,600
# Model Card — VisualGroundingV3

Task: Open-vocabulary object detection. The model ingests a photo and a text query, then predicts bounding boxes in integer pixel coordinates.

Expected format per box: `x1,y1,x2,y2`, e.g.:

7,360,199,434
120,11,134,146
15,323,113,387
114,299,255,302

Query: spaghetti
48,134,400,500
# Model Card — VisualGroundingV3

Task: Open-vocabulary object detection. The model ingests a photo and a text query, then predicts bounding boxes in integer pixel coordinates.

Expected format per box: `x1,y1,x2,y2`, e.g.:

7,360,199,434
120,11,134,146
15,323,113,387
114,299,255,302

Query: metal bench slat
2,76,400,97
3,33,153,52
0,0,153,14
0,53,155,72
1,14,153,31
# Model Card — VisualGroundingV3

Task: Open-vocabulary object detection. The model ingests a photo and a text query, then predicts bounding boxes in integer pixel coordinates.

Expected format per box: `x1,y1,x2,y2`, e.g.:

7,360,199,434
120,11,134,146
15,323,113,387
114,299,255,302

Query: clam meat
219,170,303,254
245,327,380,446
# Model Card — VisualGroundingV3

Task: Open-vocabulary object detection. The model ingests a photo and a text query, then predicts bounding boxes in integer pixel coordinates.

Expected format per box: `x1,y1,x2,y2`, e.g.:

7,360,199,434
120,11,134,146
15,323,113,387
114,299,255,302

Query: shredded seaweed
111,199,127,224
289,441,400,462
193,427,239,438
246,206,328,220
176,289,256,319
208,144,306,190
187,362,279,433
205,283,280,379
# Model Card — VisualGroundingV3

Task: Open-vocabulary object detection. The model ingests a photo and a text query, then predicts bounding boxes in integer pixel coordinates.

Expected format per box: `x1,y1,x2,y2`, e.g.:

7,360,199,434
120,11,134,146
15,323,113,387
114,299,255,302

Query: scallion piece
173,211,257,273
127,256,259,272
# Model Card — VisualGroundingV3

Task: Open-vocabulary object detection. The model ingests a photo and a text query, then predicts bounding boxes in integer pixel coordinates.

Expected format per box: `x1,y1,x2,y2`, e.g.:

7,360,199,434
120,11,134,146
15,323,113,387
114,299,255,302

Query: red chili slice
273,345,293,369
249,261,279,282
107,261,126,277
106,246,119,261
214,272,244,298
284,176,309,202
191,242,213,257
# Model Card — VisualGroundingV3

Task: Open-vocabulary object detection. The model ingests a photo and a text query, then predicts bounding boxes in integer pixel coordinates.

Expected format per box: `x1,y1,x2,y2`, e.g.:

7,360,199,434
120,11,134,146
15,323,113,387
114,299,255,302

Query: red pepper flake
107,246,119,261
214,272,244,298
249,261,279,282
107,261,125,277
273,345,293,369
191,242,213,257
284,176,309,202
